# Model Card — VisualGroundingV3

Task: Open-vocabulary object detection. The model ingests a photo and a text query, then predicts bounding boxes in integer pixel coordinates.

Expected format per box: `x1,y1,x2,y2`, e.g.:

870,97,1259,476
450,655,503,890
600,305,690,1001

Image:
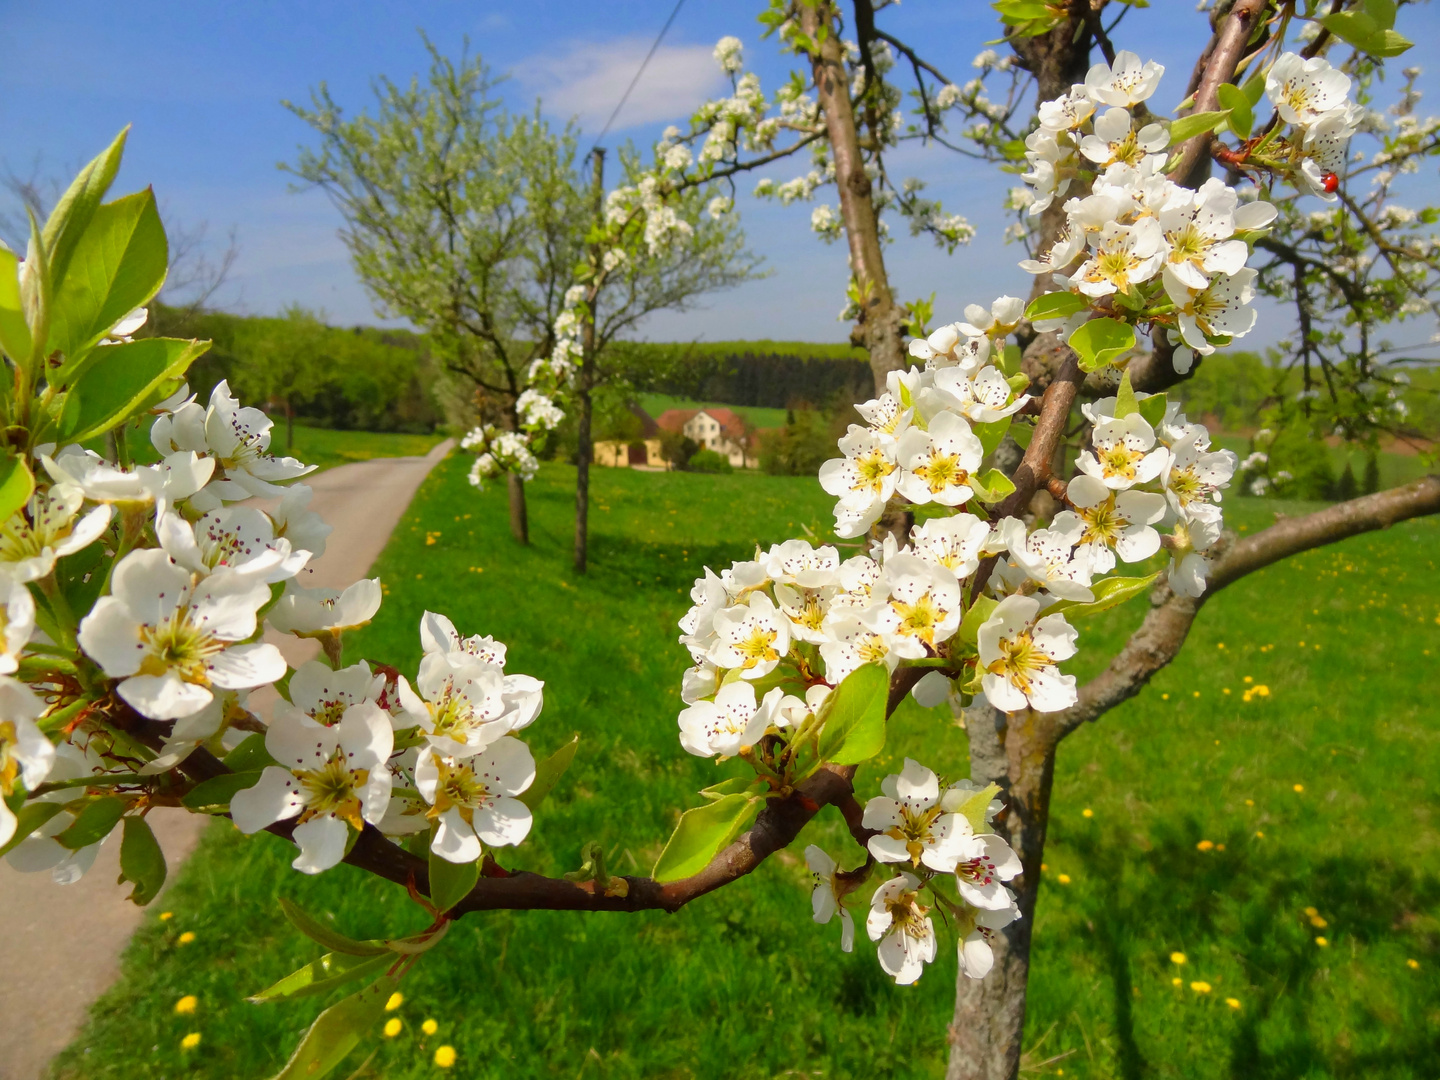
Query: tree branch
1168,0,1270,188
1054,475,1440,739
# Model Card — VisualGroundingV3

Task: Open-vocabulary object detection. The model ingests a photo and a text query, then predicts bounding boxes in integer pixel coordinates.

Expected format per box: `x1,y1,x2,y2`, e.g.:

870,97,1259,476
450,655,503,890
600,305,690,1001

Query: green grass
639,393,789,430
1212,435,1431,490
111,419,444,473
52,465,1440,1080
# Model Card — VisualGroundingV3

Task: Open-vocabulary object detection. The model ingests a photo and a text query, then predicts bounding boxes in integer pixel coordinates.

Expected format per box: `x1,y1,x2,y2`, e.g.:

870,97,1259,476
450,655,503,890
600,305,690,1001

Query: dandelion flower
1304,906,1318,916
1082,808,1094,818
1244,799,1253,806
385,992,403,1012
177,931,196,945
434,1046,457,1068
383,1018,402,1038
1309,914,1328,928
1170,952,1187,965
1315,936,1329,947
1225,998,1241,1010
1057,873,1072,885
1162,693,1170,700
181,1033,201,1050
1196,840,1215,852
1190,981,1212,993
159,911,174,921
1407,958,1420,970
422,1019,438,1036
1293,784,1304,793
1171,977,1182,987
1254,831,1264,838
174,996,197,1015
1243,676,1253,683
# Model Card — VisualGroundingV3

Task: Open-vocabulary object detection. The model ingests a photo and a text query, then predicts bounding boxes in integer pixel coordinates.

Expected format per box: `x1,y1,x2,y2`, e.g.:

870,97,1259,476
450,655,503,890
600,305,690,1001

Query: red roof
655,408,698,433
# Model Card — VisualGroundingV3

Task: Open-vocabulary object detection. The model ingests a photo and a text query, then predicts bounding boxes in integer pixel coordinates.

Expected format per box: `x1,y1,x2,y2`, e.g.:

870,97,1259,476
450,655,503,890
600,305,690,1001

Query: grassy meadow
113,418,444,473
51,459,1440,1080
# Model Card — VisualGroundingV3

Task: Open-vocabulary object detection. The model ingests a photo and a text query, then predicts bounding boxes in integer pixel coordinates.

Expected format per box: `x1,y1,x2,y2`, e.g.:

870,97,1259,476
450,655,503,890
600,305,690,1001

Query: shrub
688,448,733,473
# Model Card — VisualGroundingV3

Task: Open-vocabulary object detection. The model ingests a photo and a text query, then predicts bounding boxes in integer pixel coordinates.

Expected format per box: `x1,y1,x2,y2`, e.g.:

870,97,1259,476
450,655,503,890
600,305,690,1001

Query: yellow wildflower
1082,808,1093,819
1315,936,1329,947
1190,981,1212,994
1057,873,1072,885
422,1019,438,1036
159,911,174,921
1196,840,1215,852
174,996,197,1015
383,1018,402,1038
1293,784,1305,793
181,1033,201,1050
434,1045,457,1068
1225,998,1241,1010
1170,952,1187,965
385,992,404,1012
1407,959,1420,970
177,931,196,945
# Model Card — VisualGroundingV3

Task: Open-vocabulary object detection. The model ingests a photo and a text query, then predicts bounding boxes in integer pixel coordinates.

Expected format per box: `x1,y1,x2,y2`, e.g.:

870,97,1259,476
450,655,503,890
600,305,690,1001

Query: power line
588,0,688,157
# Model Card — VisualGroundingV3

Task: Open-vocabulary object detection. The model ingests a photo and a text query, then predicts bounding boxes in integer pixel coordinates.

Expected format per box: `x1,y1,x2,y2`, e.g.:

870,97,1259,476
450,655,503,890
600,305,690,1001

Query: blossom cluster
3,378,546,881
808,759,1021,984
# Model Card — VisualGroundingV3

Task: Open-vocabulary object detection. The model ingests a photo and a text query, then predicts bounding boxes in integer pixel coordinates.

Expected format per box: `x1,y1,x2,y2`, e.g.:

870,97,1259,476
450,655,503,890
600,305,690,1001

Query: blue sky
1,1,1436,346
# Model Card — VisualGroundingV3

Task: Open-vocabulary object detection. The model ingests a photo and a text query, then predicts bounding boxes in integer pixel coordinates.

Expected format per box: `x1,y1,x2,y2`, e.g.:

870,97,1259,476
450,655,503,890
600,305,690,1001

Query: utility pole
574,146,605,574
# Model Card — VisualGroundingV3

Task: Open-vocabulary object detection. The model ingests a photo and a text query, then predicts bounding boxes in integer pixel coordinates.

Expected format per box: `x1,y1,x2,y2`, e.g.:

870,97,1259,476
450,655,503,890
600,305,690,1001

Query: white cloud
514,38,727,133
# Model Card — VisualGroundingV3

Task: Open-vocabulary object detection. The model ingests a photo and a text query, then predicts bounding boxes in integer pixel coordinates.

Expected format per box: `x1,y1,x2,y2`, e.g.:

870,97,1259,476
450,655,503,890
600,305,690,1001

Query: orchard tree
1,7,1439,1080
285,40,758,558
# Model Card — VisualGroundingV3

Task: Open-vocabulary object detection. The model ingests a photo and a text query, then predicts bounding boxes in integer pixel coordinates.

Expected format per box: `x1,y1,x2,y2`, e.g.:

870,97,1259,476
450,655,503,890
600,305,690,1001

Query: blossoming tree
2,4,1438,1080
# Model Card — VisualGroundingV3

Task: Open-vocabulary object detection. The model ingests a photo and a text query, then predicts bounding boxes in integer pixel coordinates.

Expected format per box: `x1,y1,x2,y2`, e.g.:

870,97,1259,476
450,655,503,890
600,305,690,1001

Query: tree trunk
574,148,605,575
804,1,905,396
507,472,529,545
574,383,592,573
947,706,1058,1080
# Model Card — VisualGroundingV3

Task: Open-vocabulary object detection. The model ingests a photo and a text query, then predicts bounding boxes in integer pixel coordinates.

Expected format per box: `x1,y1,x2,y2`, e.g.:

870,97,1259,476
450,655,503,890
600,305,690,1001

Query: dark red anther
1322,172,1340,194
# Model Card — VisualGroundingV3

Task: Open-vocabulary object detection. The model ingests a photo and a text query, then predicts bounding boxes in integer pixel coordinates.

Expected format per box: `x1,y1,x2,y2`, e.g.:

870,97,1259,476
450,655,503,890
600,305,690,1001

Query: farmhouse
655,407,752,467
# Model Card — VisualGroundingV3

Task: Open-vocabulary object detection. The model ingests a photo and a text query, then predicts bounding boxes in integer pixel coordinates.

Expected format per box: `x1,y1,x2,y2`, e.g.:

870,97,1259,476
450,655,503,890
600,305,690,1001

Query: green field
114,419,445,473
52,463,1439,1080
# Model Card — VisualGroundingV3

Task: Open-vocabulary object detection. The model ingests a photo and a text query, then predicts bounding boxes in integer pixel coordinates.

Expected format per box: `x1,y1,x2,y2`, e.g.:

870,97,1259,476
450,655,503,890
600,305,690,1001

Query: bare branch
1055,475,1440,739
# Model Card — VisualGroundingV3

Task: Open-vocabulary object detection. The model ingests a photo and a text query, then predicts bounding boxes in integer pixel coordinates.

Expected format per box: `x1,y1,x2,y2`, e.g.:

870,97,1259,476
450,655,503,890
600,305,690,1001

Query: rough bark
804,1,906,395
506,471,529,545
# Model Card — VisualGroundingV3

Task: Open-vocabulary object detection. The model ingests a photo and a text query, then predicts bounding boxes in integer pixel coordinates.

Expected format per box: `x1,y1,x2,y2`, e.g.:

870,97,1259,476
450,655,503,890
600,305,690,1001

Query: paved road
0,440,453,1080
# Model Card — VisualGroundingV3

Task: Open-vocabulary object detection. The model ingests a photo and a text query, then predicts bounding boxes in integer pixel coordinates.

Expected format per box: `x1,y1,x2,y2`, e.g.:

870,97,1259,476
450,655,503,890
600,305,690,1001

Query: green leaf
1168,110,1231,146
118,816,167,906
268,976,397,1080
699,776,757,802
58,337,209,443
1363,0,1397,29
427,846,479,913
517,734,578,811
55,795,126,850
973,418,1012,459
41,128,129,292
947,782,1001,835
278,897,390,957
1068,318,1136,372
249,951,393,1004
1370,28,1414,56
223,732,279,773
996,344,1023,377
1024,291,1087,322
652,792,761,883
816,661,890,765
1241,67,1267,106
0,801,64,858
1044,572,1161,619
47,188,168,372
0,454,35,529
1137,391,1168,428
180,770,262,812
0,247,33,363
1114,371,1139,419
1010,420,1035,450
958,595,998,648
972,468,1017,505
1319,10,1378,45
1216,84,1253,139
